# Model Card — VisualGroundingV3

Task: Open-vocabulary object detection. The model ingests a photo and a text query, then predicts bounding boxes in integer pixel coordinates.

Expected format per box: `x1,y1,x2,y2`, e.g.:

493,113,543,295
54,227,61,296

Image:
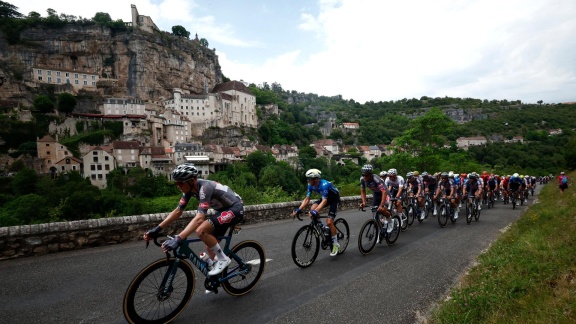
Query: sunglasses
306,178,316,181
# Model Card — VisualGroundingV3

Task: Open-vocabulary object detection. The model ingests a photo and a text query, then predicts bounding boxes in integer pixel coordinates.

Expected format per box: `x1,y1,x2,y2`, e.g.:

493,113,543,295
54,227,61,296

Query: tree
93,12,112,24
246,150,275,180
33,95,54,113
12,168,37,196
0,1,23,18
172,25,190,38
199,38,209,47
57,93,76,114
537,100,543,106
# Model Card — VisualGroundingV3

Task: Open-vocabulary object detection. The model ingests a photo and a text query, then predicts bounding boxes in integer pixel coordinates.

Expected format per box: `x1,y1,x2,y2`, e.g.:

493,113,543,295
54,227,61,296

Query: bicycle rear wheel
386,216,401,246
123,258,195,324
358,219,377,255
425,198,432,219
222,240,266,296
474,205,481,221
291,225,320,268
399,210,408,232
334,218,350,254
438,204,448,228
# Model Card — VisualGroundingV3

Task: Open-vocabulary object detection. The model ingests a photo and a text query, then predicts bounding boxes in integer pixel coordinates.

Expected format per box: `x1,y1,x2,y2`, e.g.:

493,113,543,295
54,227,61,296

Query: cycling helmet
482,171,488,175
468,173,477,179
388,168,397,176
454,173,460,178
513,173,519,178
379,171,388,177
441,172,449,178
172,163,199,182
406,171,414,178
422,171,428,177
520,175,524,179
413,171,420,176
305,168,322,178
361,164,374,175
461,173,467,178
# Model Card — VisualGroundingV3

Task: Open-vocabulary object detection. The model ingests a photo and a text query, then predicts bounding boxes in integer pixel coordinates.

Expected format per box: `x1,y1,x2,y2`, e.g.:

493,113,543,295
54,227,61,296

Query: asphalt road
0,188,541,323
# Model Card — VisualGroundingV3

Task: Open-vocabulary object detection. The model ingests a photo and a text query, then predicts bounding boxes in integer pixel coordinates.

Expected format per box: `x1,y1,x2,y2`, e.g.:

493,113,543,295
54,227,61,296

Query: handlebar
293,209,326,222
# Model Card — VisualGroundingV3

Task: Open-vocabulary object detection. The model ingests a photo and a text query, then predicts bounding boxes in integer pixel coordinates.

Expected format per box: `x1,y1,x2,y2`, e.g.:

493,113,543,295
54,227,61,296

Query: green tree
93,12,112,23
395,107,455,155
11,168,37,196
0,1,23,18
57,92,76,114
172,25,190,38
246,150,275,180
33,95,54,113
199,38,209,47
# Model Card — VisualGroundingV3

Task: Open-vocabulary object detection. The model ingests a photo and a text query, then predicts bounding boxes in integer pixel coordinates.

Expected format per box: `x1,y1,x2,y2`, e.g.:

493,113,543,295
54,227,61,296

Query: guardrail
0,196,364,260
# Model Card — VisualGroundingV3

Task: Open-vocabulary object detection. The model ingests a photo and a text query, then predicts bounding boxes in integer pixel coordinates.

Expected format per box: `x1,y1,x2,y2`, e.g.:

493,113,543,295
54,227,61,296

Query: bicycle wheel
123,258,195,324
512,196,516,210
334,218,350,254
474,204,481,221
425,198,432,219
386,215,401,246
487,195,492,209
407,204,415,226
450,205,457,224
399,210,408,232
466,202,473,224
222,240,266,296
417,205,425,223
438,204,448,228
358,219,378,255
291,225,320,268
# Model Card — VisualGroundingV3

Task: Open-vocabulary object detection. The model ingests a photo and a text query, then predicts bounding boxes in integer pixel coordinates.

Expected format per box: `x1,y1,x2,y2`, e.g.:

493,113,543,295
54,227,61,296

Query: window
47,151,50,155
57,78,61,83
47,71,52,76
105,164,110,170
98,174,103,179
91,75,95,80
37,70,42,75
83,74,87,79
74,73,79,78
38,76,43,81
56,71,61,76
93,157,98,162
91,165,96,170
97,165,102,170
93,151,98,155
104,156,109,161
91,174,96,179
92,82,96,86
74,80,79,84
83,81,87,85
65,72,69,77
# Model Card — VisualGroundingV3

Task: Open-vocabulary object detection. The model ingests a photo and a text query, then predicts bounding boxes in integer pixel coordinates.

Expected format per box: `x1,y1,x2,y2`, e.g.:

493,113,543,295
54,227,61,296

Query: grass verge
430,173,576,323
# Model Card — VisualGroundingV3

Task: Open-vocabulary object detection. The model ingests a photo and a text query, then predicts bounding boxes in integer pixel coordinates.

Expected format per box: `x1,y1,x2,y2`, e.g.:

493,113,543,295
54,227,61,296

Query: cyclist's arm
158,207,183,229
297,196,311,211
360,188,367,206
313,197,328,213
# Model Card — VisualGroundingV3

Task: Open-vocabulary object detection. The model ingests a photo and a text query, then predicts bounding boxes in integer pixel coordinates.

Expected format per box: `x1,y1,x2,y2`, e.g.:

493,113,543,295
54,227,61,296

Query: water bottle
199,252,214,267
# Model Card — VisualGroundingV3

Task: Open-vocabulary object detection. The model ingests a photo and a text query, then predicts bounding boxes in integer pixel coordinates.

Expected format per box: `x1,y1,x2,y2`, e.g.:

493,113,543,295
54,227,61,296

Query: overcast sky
14,0,576,104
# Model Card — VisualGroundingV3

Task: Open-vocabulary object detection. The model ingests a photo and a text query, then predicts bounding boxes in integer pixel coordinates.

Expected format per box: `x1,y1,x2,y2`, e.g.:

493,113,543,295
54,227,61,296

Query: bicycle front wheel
475,205,481,221
334,218,350,254
222,240,266,296
400,209,408,232
466,202,473,224
291,225,320,268
438,205,448,228
358,219,377,255
407,204,415,226
123,258,195,324
386,215,401,246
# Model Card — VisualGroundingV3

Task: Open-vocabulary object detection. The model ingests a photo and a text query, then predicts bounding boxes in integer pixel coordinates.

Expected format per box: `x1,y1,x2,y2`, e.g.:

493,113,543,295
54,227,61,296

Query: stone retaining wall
0,196,364,260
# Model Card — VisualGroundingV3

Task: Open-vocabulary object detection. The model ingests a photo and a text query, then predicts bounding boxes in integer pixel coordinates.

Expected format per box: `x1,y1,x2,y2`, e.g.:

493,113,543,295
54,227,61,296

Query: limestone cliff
0,24,222,104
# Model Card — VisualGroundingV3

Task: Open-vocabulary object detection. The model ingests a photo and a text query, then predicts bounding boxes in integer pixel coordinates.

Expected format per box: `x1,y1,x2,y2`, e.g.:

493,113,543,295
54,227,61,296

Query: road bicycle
358,200,401,255
406,194,424,225
487,189,495,209
291,210,350,268
424,191,436,218
437,196,457,228
123,226,266,324
510,189,518,209
465,196,481,224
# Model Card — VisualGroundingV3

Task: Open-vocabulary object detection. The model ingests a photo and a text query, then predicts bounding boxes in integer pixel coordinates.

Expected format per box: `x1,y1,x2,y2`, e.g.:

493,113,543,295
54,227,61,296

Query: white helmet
387,168,397,176
379,171,388,177
305,168,322,179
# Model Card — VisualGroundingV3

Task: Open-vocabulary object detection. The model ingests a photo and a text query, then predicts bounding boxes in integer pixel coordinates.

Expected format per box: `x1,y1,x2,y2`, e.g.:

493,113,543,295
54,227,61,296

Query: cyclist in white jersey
384,168,405,215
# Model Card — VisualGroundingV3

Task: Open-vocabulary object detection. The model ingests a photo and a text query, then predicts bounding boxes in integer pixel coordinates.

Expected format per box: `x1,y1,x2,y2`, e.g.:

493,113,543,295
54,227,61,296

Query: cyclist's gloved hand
309,209,319,218
144,226,162,240
162,235,184,252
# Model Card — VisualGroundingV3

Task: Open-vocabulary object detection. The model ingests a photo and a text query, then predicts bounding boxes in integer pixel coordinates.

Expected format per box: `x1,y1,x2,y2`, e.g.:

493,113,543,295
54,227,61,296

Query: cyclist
508,173,522,206
463,172,482,213
293,168,342,256
407,171,426,221
558,171,569,194
422,171,438,216
143,163,244,276
359,164,393,234
435,172,458,219
486,174,499,204
385,168,405,216
379,170,388,181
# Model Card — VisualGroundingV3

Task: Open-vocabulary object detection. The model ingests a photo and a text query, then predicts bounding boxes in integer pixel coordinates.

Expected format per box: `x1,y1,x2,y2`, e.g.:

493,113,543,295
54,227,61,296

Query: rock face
0,24,222,104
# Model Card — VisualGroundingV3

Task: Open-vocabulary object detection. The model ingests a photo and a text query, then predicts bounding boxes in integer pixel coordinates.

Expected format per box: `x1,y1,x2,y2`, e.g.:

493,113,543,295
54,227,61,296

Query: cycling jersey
424,177,437,191
438,178,455,197
179,179,242,213
385,175,405,197
360,175,390,196
465,180,480,197
307,179,340,200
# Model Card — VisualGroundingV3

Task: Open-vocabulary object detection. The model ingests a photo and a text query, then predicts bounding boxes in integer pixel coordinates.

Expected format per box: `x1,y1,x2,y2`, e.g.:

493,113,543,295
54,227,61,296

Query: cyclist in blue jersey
293,168,342,256
144,163,244,276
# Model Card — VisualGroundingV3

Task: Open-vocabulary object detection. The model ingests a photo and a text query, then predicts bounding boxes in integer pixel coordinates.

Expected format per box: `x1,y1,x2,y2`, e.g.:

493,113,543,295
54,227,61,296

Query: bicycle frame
158,227,243,295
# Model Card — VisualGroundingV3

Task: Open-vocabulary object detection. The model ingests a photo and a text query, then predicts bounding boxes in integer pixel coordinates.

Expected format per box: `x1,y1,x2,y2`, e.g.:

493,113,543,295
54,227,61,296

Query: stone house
36,135,73,174
83,145,115,189
53,156,83,175
456,136,487,150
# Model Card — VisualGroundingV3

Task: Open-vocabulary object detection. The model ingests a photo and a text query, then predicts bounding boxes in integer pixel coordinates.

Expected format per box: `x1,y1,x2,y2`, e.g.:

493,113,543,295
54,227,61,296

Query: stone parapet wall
0,196,364,260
